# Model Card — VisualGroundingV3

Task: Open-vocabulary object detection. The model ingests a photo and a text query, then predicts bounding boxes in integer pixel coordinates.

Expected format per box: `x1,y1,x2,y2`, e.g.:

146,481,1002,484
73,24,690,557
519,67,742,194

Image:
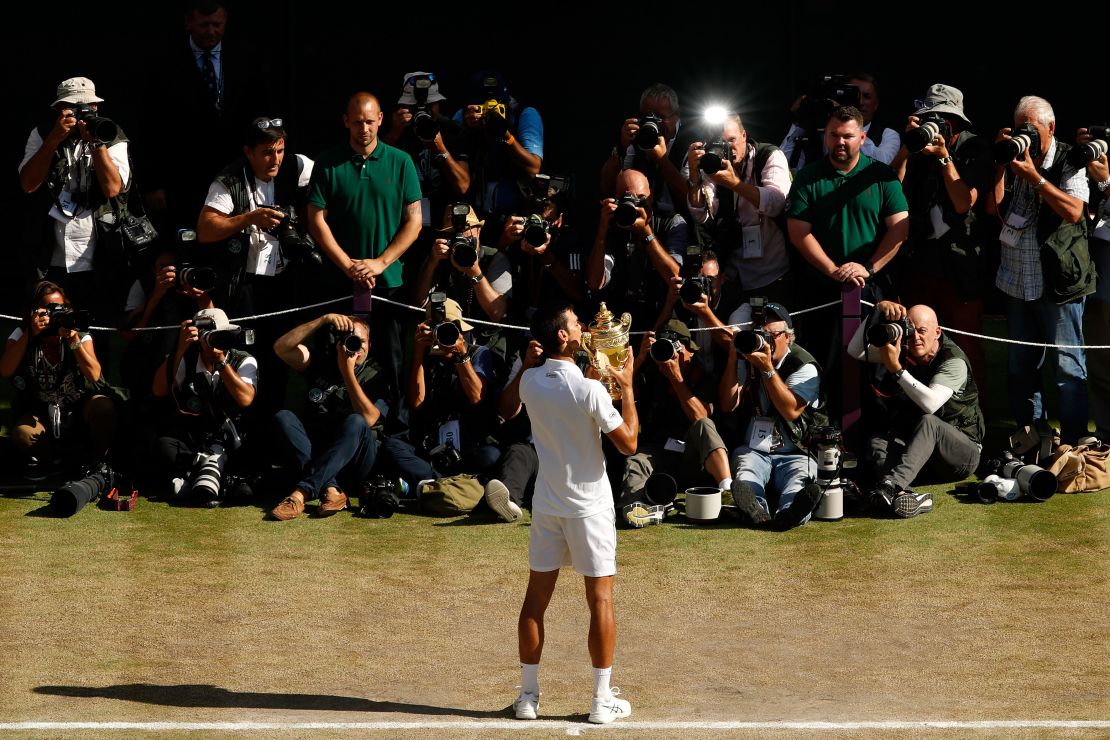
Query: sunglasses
256,118,283,130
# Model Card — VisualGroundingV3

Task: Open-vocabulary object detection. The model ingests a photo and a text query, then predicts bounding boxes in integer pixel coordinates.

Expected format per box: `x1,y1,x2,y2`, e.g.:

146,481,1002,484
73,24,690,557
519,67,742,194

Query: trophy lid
591,303,617,332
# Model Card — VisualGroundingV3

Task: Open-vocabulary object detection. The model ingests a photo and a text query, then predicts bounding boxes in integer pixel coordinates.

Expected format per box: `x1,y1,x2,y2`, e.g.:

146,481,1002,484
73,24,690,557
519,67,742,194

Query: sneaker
868,480,899,512
893,490,934,518
270,495,305,521
588,687,632,724
513,689,539,720
730,480,770,526
775,482,822,530
485,479,522,523
317,488,349,517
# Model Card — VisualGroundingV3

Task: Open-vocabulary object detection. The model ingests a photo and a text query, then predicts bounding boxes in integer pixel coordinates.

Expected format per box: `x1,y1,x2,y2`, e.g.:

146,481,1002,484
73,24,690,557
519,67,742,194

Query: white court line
2,720,1110,731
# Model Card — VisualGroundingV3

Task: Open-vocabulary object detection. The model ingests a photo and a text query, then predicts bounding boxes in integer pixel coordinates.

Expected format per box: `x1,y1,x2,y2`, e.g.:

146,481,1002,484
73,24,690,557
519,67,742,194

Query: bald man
308,92,423,416
585,168,687,329
848,300,985,518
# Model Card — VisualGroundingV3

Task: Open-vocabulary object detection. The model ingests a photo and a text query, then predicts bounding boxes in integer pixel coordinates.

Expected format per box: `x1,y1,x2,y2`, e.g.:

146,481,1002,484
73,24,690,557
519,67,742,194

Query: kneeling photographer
718,300,826,530
618,319,731,525
196,116,317,418
151,308,257,506
269,313,393,521
848,300,984,518
378,293,501,494
1,280,117,479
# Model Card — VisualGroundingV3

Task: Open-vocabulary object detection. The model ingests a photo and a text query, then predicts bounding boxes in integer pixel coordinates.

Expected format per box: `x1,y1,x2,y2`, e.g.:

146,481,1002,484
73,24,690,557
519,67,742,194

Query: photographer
619,320,731,512
377,297,501,491
848,301,984,518
150,308,256,506
1079,126,1110,441
196,116,316,416
718,301,825,530
586,169,686,329
889,84,993,394
600,83,701,221
454,70,542,221
659,250,733,375
686,112,794,307
411,204,512,371
18,77,130,323
986,96,1091,445
0,281,116,476
269,313,391,520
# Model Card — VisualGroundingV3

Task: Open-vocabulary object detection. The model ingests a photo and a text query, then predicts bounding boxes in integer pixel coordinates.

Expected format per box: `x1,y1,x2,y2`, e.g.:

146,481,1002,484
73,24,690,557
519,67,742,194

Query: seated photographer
848,301,984,519
586,168,686,330
0,281,117,476
620,319,731,515
719,301,825,530
686,112,794,308
411,204,512,370
269,313,391,521
196,116,316,417
151,308,257,506
654,250,733,377
600,83,701,222
378,296,501,493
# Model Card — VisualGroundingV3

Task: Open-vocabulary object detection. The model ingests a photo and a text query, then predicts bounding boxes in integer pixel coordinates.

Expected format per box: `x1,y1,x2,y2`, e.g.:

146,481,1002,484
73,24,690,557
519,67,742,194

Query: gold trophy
581,303,632,400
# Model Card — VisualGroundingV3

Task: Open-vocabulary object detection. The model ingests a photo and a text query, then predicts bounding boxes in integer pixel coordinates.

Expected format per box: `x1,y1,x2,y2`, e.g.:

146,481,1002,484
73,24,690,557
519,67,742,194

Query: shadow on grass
32,683,571,719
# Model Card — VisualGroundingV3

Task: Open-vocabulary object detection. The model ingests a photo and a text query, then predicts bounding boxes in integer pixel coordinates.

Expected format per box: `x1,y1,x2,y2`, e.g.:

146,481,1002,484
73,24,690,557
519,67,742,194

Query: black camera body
327,324,363,357
794,75,861,133
650,328,683,363
1068,125,1110,168
46,303,91,333
635,113,664,151
523,214,550,247
423,438,463,476
358,474,402,518
699,140,734,175
867,318,913,347
263,204,321,267
69,103,118,143
679,245,712,305
905,111,952,154
993,122,1042,164
192,316,241,352
613,191,646,230
734,295,770,354
980,450,1057,502
428,290,461,349
446,202,479,268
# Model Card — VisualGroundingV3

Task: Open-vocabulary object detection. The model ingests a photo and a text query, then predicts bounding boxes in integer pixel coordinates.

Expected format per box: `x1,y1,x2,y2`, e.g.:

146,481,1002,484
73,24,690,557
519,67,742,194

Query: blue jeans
1005,296,1088,444
377,436,501,492
274,410,379,499
730,446,817,523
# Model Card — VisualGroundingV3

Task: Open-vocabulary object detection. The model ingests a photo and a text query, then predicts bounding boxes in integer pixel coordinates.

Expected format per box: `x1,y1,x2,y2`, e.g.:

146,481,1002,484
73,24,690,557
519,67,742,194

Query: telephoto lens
51,471,111,517
522,214,550,247
450,235,478,268
1067,137,1108,168
340,332,363,356
635,114,663,151
866,319,911,347
434,321,461,348
904,113,950,154
191,448,228,503
734,330,770,355
649,338,679,363
413,109,440,142
613,193,642,230
699,141,731,174
178,265,218,294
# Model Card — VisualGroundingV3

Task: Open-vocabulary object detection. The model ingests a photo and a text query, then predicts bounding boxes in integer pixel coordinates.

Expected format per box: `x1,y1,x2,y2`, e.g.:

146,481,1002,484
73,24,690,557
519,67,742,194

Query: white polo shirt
520,357,623,518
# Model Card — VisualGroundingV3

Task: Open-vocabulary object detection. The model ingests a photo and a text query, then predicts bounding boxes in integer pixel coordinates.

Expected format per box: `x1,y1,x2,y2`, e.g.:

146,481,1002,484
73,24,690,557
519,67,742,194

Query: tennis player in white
512,301,639,724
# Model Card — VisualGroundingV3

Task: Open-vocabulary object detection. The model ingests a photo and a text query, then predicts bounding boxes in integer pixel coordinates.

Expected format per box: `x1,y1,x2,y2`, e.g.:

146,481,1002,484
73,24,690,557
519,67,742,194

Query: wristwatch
454,348,473,365
1032,176,1047,192
642,233,656,244
1097,179,1110,193
467,272,484,285
937,155,953,166
214,358,230,372
761,368,777,381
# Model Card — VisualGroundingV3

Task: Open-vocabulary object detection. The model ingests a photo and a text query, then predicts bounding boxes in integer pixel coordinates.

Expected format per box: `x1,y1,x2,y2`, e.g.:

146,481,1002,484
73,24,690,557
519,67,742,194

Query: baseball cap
763,302,793,329
426,297,474,332
660,318,698,351
53,77,103,107
398,71,446,106
439,203,485,232
914,83,971,125
193,307,241,333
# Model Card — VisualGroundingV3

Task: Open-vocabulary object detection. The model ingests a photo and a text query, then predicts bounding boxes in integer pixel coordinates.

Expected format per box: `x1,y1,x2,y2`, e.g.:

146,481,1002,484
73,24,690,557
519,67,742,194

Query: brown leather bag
1046,443,1110,493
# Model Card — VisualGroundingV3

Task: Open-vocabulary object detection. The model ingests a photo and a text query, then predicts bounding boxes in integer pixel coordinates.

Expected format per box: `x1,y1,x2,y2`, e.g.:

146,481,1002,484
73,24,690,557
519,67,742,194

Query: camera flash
703,105,728,126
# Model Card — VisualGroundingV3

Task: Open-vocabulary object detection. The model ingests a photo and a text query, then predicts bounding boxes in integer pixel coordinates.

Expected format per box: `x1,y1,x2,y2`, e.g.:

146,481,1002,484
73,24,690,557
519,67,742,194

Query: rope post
841,283,862,453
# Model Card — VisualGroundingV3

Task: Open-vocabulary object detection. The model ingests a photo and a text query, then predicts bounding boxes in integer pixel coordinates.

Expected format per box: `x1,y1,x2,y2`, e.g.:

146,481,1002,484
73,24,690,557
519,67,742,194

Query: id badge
58,191,77,218
999,224,1023,248
749,417,775,453
438,419,461,449
663,437,686,453
741,224,763,259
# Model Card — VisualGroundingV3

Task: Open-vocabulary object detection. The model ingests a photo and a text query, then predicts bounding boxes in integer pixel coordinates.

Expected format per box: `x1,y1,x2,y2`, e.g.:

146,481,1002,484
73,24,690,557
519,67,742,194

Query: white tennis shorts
529,507,616,577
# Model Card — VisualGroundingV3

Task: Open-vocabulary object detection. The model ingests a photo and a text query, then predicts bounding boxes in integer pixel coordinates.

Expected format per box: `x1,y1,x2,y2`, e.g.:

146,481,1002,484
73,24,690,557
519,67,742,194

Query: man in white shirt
512,301,638,724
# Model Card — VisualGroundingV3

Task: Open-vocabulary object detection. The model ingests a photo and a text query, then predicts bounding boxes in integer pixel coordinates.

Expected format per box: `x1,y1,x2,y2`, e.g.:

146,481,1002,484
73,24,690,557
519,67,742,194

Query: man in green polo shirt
308,91,423,420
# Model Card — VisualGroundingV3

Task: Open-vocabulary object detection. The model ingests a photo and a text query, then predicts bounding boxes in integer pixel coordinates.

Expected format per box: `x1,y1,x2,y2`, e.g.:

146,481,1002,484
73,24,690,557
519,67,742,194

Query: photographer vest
169,346,253,427
896,334,985,444
601,213,684,328
303,349,386,427
695,141,784,254
735,344,828,453
1033,140,1096,303
11,333,102,416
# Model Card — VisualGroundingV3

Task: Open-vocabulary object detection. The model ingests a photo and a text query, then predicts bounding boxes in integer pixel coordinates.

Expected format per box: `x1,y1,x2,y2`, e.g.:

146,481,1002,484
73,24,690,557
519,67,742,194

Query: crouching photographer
0,281,117,478
151,308,257,506
618,319,731,527
269,313,393,520
848,300,984,518
378,294,501,493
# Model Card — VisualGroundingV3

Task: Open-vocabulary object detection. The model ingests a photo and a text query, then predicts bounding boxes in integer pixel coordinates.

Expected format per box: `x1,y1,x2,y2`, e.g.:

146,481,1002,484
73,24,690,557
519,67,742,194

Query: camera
1067,125,1110,168
793,75,861,133
613,191,646,230
358,475,408,518
192,315,241,352
327,325,363,356
905,111,952,154
68,103,118,143
428,290,461,349
45,303,91,333
523,214,551,248
263,204,321,267
679,245,712,305
649,328,683,363
980,451,1057,502
699,140,734,175
51,461,118,517
190,443,228,503
993,122,1042,164
405,74,441,142
446,202,479,268
424,439,463,476
477,99,509,137
634,113,664,151
733,296,770,354
805,425,857,521
176,263,218,294
867,317,913,347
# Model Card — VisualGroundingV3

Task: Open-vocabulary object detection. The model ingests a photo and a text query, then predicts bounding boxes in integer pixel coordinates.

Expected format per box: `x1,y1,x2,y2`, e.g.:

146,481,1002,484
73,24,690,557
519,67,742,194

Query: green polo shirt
308,141,422,288
786,153,908,264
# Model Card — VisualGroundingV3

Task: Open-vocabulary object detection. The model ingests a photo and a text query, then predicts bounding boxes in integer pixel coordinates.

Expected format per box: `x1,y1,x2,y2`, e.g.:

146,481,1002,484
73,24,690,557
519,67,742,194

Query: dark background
3,2,1103,312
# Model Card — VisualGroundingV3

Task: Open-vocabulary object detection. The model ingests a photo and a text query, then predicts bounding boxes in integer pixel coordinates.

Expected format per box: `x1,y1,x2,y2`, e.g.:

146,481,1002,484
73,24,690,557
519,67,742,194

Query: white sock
719,478,732,491
593,666,612,700
521,663,539,695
